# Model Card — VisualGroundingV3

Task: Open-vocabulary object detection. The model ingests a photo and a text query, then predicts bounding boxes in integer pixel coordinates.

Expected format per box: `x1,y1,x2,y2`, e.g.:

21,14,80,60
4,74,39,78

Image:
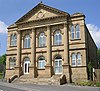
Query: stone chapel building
5,2,97,83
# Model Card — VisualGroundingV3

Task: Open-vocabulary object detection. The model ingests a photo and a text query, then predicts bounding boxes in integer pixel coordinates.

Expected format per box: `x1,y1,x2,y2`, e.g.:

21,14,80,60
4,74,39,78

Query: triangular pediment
16,3,69,24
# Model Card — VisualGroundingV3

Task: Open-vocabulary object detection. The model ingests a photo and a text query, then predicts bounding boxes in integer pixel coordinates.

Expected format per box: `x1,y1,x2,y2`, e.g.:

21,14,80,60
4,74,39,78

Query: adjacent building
5,2,97,83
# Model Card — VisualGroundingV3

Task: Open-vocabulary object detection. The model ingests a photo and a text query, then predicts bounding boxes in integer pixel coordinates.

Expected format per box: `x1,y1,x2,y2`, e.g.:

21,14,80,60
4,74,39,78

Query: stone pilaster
29,28,37,77
63,23,71,82
45,26,52,77
15,30,21,77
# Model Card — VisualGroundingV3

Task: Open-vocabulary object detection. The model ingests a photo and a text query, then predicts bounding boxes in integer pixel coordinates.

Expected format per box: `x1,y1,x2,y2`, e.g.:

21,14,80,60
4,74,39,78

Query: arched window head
9,57,16,69
71,25,74,39
39,32,46,47
72,53,76,66
10,34,17,46
38,56,45,69
77,53,81,66
54,31,62,45
76,25,80,39
24,34,30,48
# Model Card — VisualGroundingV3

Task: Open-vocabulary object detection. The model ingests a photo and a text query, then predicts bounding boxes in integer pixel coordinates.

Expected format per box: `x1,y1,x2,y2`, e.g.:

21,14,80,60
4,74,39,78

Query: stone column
15,30,21,77
29,28,37,77
45,26,52,77
63,23,71,82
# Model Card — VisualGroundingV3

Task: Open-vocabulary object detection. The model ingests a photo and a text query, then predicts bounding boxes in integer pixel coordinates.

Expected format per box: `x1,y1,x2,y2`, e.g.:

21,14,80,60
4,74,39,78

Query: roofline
15,2,70,24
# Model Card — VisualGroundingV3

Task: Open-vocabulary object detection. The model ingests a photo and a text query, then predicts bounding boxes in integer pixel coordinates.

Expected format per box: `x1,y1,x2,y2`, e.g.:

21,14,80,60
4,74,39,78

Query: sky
0,0,100,55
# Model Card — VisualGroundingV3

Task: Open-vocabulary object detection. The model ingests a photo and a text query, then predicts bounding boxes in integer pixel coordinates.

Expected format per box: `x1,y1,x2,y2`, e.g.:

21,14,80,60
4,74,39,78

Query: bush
96,82,100,87
79,81,94,86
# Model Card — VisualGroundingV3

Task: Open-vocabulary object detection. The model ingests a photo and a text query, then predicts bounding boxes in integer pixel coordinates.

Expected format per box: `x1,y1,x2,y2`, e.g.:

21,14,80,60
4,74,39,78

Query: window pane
77,53,81,65
39,33,46,47
76,25,80,39
71,26,74,39
72,54,76,66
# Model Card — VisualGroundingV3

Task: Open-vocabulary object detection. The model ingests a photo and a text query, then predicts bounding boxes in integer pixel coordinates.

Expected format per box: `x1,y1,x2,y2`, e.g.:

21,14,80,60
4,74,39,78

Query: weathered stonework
5,2,97,83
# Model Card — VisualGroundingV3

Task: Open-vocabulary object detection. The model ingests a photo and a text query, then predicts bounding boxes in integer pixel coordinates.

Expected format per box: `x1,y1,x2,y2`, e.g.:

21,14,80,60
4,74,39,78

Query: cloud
87,24,100,48
0,20,8,33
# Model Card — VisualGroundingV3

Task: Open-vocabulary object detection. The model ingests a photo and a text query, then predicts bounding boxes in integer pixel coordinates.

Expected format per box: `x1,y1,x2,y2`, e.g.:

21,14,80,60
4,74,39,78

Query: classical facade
5,3,97,83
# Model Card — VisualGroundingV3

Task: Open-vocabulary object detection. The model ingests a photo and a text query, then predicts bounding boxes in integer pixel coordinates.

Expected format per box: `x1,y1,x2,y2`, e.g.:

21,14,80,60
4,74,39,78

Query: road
0,85,26,91
0,82,99,91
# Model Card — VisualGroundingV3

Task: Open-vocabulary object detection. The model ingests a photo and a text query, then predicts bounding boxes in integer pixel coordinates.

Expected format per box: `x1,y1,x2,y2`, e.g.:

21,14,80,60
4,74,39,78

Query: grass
78,80,100,87
0,73,2,79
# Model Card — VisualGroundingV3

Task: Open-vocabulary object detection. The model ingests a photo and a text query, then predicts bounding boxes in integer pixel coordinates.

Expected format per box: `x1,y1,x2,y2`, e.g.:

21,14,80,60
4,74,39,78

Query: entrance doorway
54,56,62,74
24,57,30,74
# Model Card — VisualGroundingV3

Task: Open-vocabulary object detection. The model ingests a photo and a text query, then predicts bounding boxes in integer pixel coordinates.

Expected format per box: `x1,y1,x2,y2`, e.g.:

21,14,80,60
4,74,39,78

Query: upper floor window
71,24,80,40
24,34,30,48
54,31,62,45
9,57,16,69
39,32,46,47
76,25,80,39
10,34,17,46
38,56,46,69
71,52,82,66
71,25,74,40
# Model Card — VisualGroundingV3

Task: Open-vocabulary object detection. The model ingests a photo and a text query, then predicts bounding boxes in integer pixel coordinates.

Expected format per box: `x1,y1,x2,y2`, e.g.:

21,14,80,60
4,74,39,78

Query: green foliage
0,73,2,79
79,81,100,87
96,82,100,87
97,48,100,68
0,54,6,65
79,81,94,86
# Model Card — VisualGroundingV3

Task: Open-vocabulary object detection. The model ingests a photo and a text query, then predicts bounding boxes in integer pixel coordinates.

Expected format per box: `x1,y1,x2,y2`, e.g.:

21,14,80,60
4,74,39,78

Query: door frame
24,60,30,74
54,59,62,74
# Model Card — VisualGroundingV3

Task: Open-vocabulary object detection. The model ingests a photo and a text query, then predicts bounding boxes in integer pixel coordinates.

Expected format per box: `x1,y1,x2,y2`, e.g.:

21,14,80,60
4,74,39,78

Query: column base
15,66,22,77
29,65,37,78
45,65,52,77
62,64,71,83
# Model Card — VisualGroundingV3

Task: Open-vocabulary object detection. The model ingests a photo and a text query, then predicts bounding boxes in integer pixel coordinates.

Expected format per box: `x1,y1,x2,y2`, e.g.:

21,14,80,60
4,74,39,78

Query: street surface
0,82,100,91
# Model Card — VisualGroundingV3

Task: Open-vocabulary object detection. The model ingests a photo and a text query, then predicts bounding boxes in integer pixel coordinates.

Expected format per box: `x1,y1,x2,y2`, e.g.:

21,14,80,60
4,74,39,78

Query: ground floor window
38,56,45,69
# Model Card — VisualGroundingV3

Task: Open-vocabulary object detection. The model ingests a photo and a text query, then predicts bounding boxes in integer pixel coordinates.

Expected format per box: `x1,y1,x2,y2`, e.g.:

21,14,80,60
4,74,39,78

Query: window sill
38,68,45,70
23,48,31,49
10,46,17,47
71,65,83,68
52,44,64,47
36,46,47,48
70,38,81,41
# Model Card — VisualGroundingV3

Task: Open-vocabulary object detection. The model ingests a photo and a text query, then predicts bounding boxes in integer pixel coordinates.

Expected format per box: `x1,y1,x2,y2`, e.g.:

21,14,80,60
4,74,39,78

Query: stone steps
12,74,66,85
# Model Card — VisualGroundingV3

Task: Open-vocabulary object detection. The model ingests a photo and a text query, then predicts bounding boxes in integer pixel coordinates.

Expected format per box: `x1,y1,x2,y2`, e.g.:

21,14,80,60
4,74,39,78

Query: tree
0,54,6,73
0,54,6,65
97,48,100,68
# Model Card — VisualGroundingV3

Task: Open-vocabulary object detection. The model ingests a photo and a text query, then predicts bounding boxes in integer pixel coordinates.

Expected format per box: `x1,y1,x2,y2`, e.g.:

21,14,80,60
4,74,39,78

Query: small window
54,31,62,45
76,25,80,39
39,33,46,47
24,34,30,48
71,25,75,39
72,53,76,66
77,53,81,66
38,56,45,69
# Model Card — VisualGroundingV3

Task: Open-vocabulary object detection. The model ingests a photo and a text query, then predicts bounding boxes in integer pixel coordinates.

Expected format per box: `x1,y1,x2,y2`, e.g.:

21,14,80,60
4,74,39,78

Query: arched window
72,53,76,66
38,56,45,69
54,31,62,45
9,57,16,69
24,34,30,48
39,33,46,47
71,25,74,39
10,34,17,46
77,53,81,66
76,25,80,39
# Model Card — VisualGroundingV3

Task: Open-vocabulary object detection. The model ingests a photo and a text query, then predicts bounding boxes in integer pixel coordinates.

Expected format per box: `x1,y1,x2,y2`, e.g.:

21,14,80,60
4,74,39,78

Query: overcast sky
0,0,100,55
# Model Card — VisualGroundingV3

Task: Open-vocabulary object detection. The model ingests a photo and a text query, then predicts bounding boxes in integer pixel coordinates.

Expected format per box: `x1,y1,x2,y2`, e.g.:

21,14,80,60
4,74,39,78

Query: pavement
0,81,100,91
